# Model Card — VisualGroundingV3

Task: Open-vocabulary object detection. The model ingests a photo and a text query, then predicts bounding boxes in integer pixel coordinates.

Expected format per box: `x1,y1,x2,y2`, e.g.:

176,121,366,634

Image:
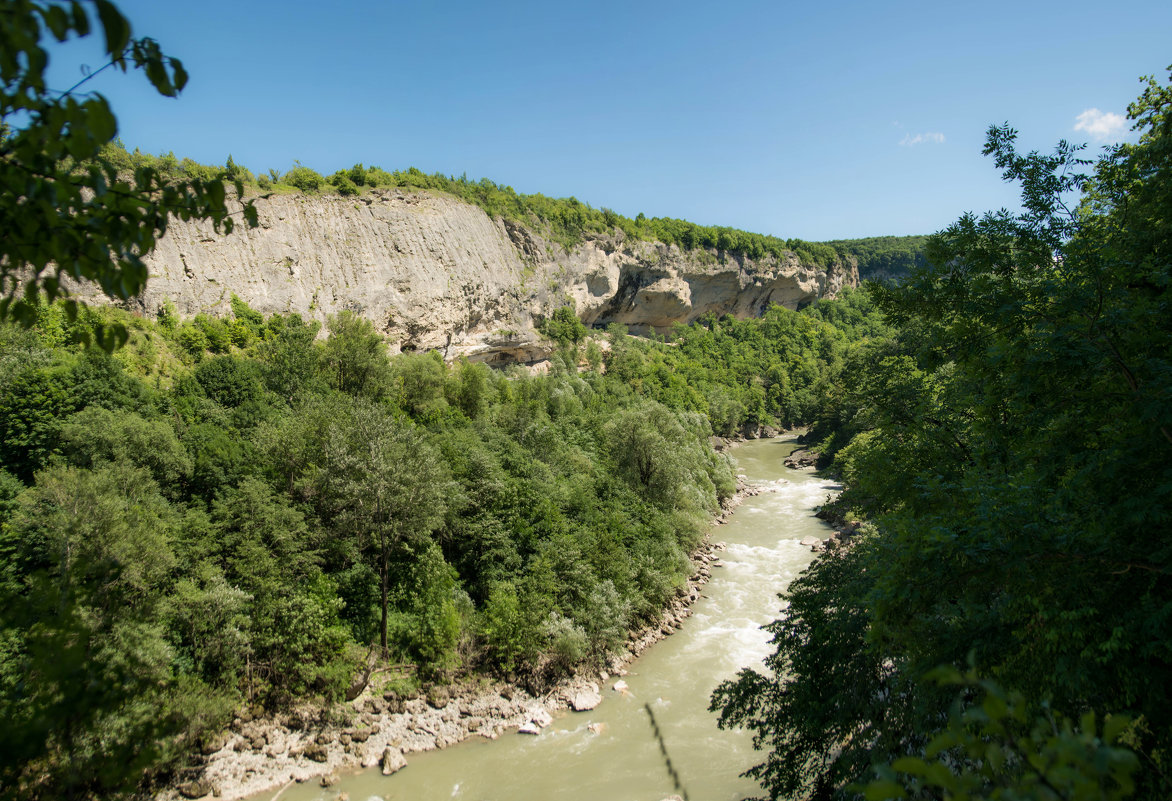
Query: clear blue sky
48,0,1172,240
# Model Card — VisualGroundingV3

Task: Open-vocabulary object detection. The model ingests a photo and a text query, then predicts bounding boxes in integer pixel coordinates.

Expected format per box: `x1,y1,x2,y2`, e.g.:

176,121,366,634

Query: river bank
162,473,769,801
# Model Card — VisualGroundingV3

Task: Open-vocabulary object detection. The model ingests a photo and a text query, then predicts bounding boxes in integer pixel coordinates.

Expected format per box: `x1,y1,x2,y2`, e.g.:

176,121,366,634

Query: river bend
276,436,837,801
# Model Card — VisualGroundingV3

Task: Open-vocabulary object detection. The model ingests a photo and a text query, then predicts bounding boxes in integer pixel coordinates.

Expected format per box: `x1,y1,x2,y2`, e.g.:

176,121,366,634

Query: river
273,436,838,801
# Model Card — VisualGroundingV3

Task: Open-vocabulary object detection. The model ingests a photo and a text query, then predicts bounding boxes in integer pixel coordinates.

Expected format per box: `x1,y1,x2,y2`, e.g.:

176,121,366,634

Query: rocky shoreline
161,479,768,801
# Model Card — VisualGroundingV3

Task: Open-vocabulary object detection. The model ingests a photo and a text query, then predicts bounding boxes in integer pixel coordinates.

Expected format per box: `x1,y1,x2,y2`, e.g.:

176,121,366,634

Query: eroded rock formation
92,188,857,363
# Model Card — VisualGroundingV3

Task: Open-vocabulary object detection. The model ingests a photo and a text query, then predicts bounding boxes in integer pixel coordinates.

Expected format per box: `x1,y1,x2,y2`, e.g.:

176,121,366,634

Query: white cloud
1073,108,1126,142
900,132,945,146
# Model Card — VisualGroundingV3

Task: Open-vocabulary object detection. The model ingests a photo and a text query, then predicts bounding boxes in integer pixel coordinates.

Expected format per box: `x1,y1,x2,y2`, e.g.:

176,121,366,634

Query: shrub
282,163,325,192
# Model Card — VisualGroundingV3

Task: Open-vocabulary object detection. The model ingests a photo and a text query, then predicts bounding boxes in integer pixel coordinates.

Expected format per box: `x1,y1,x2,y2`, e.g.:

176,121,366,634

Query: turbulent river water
277,436,838,801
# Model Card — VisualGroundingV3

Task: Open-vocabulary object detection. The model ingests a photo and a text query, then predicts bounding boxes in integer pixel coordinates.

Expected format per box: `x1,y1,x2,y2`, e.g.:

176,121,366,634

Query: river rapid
274,436,838,801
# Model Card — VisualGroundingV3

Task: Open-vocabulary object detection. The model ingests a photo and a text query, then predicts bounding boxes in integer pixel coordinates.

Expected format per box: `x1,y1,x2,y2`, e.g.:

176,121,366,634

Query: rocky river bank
162,481,769,801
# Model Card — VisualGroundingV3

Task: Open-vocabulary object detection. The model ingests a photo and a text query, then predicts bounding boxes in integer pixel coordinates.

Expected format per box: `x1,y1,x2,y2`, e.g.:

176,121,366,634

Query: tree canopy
713,68,1172,801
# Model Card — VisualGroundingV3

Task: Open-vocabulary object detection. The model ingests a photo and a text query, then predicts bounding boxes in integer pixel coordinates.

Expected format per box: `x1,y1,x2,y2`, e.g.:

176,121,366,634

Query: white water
276,436,838,801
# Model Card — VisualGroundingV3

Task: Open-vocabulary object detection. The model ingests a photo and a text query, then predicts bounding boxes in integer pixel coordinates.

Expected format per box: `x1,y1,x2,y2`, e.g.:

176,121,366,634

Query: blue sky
47,0,1172,240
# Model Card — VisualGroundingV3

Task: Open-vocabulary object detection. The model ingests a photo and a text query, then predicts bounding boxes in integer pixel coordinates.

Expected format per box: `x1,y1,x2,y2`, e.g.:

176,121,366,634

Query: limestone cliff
95,188,857,363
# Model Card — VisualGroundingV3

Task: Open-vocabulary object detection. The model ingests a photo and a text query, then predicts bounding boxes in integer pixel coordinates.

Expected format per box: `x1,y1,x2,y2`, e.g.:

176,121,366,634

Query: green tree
0,463,216,800
321,310,390,398
321,400,454,656
713,69,1172,800
0,0,257,339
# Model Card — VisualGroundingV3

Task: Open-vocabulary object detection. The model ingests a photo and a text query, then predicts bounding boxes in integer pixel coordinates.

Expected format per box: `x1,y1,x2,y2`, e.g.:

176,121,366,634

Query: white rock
570,688,602,712
528,708,553,728
518,723,540,736
74,192,855,366
800,536,821,547
613,680,629,693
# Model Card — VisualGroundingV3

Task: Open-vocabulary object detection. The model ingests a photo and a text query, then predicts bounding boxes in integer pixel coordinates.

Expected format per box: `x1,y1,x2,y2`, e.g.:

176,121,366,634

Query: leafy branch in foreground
862,669,1139,801
0,0,257,345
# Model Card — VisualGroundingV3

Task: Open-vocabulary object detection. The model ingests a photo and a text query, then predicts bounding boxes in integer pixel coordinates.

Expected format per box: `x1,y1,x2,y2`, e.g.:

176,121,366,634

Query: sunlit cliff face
75,190,855,365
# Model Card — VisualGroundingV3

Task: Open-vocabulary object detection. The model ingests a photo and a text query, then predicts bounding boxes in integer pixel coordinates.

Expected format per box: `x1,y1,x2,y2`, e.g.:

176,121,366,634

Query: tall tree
321,400,453,656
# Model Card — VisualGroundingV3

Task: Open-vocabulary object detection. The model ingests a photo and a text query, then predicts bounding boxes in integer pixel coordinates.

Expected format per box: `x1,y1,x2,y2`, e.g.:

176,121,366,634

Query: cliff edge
94,188,857,362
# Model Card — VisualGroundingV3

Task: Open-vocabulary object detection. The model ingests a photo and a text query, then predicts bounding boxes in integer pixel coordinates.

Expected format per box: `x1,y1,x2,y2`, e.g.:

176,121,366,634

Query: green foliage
281,162,325,192
825,235,929,282
322,310,390,398
254,312,322,401
539,305,588,345
862,670,1139,801
0,462,212,800
0,1,257,337
317,399,454,656
715,69,1172,801
57,406,193,491
193,354,262,408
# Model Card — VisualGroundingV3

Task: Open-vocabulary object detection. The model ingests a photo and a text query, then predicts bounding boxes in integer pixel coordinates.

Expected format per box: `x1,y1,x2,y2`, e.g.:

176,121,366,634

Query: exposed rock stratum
92,189,858,363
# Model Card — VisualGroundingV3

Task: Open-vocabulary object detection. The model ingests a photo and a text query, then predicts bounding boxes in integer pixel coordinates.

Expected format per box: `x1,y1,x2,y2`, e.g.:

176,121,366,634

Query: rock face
85,189,857,364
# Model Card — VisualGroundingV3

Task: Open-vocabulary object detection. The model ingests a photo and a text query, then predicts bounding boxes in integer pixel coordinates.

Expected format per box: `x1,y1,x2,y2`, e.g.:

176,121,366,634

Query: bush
331,174,359,196
282,164,325,192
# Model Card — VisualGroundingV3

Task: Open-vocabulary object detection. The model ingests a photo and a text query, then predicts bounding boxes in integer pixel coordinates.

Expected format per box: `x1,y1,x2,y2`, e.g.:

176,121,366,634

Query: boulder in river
784,449,821,468
613,679,629,693
381,747,407,775
518,722,541,735
570,687,602,711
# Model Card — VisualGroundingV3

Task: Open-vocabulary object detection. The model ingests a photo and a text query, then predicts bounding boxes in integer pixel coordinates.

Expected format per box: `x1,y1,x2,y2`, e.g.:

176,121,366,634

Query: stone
320,771,339,787
518,722,541,735
528,707,553,728
304,744,329,763
381,747,407,776
570,687,602,712
200,731,230,755
613,680,629,693
800,536,821,547
177,779,213,798
427,686,450,708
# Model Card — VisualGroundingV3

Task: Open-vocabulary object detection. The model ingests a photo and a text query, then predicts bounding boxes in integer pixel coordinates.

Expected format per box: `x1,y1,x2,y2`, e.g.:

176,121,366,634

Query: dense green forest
0,289,884,798
713,70,1172,800
821,235,928,281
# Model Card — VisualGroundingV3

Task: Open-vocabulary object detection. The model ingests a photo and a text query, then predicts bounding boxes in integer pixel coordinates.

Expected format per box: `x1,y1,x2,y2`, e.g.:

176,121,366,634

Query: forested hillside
823,235,928,281
0,289,886,799
713,70,1172,801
